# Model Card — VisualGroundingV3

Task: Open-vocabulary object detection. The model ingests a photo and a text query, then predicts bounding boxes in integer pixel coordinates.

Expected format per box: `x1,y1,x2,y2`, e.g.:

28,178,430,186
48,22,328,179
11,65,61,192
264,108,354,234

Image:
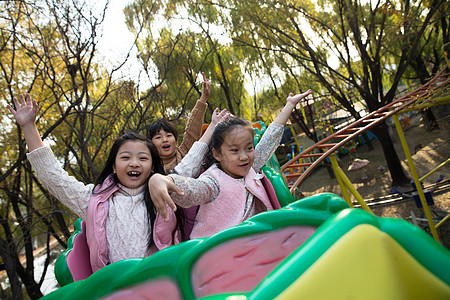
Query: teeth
128,171,140,176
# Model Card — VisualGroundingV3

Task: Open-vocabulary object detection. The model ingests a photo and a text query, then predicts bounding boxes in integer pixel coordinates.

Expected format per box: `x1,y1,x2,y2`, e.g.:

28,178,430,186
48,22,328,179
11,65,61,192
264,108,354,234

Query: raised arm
172,108,231,177
8,93,92,219
198,108,231,144
253,90,312,171
273,90,312,125
198,72,211,105
178,72,211,155
7,93,44,152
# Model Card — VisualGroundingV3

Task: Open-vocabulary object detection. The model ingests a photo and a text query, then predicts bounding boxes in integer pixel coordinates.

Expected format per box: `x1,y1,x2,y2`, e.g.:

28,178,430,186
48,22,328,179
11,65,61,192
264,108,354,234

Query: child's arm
7,93,45,151
172,108,230,177
198,108,230,144
178,72,211,156
149,173,219,222
253,90,312,171
273,90,312,125
8,93,92,219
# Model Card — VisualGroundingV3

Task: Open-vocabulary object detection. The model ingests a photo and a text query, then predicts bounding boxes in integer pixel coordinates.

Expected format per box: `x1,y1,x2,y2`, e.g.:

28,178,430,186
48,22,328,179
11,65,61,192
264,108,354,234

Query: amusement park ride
42,69,450,299
281,67,450,242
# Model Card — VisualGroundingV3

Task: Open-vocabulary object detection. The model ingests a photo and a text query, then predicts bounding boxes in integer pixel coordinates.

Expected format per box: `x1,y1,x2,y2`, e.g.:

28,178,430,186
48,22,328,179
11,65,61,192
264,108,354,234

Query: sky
97,0,134,62
96,0,142,82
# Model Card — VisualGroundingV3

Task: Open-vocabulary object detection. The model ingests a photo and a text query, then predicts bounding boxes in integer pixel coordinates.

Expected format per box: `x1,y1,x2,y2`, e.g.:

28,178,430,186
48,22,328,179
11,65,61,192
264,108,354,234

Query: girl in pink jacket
149,90,312,238
7,94,187,276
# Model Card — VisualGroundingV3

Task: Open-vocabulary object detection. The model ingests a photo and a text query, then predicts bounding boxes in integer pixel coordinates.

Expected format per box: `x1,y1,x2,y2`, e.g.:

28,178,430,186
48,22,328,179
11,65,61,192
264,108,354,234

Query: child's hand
149,174,184,222
286,89,312,106
272,89,313,125
211,108,231,126
7,93,39,129
200,72,211,102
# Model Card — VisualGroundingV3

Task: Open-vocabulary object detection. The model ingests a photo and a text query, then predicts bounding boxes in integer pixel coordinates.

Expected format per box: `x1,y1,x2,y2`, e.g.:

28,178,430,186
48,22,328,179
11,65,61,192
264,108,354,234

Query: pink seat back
67,220,93,281
261,173,281,209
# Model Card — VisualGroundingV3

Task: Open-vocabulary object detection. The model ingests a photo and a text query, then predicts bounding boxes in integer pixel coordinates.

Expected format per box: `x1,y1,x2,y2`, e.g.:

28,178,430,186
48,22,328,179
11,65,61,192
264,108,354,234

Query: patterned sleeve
253,122,284,172
168,173,220,208
26,146,93,220
171,141,209,178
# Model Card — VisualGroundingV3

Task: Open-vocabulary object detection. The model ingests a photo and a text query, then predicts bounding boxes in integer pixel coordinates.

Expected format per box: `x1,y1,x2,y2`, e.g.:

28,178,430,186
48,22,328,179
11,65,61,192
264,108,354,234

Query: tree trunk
421,108,440,131
361,132,374,150
371,123,410,187
21,277,44,300
0,239,23,300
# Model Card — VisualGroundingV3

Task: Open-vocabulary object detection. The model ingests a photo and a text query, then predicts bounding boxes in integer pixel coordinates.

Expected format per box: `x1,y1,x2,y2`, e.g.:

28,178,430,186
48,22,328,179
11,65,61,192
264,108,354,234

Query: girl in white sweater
7,94,187,273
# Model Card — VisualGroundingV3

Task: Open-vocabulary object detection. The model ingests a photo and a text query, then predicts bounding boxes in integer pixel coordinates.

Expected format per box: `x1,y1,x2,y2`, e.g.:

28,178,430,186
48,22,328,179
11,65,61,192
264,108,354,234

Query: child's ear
113,164,116,174
212,148,222,162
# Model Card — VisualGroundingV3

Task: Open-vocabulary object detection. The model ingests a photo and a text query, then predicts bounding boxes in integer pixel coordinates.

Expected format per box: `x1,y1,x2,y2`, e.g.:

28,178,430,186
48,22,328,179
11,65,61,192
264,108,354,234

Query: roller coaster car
47,192,450,300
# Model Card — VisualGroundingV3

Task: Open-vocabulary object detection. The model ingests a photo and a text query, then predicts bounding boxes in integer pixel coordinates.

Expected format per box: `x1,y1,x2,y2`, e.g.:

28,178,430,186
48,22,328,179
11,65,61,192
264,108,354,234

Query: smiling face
213,126,255,179
151,129,177,159
113,140,153,189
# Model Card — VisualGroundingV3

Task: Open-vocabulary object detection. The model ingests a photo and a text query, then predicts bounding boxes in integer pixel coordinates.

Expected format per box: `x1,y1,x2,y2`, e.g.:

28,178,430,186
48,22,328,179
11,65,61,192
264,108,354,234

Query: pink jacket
190,164,280,239
86,175,179,273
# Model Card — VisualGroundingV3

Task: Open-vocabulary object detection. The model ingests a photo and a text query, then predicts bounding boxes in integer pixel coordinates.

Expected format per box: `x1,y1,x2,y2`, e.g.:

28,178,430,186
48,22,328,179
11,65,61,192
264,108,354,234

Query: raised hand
286,89,312,106
200,72,211,102
149,173,184,222
273,89,313,126
7,93,44,151
211,108,231,126
7,93,39,129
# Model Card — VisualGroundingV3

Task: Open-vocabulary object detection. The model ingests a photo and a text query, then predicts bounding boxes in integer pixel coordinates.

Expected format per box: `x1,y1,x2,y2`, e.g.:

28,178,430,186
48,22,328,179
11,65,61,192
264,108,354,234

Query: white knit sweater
27,146,152,262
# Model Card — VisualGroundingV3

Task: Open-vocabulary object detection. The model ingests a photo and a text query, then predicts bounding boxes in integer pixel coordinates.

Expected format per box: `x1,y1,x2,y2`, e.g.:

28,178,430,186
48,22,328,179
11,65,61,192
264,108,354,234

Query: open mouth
128,171,141,178
162,145,171,150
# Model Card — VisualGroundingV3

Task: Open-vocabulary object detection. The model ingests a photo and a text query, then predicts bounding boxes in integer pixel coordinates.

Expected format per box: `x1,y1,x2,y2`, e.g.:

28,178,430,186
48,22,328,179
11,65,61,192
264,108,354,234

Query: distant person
149,90,312,239
148,72,210,173
7,94,187,274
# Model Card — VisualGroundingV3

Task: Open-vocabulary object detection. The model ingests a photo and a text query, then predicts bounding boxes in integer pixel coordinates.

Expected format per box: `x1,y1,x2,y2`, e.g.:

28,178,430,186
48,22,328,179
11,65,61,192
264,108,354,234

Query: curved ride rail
281,68,450,194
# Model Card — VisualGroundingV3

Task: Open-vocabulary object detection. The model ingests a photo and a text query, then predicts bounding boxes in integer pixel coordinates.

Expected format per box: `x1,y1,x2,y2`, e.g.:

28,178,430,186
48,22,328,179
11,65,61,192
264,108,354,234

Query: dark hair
94,132,164,187
93,131,186,250
203,118,255,170
146,118,178,141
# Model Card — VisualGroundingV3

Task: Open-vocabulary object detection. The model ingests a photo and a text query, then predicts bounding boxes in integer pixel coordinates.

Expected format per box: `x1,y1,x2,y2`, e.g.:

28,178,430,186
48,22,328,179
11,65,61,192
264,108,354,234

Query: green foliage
0,1,159,298
125,0,250,119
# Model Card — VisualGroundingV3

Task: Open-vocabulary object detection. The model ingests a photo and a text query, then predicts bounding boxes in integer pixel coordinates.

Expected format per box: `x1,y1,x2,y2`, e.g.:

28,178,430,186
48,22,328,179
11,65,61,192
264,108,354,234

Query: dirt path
298,111,450,249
